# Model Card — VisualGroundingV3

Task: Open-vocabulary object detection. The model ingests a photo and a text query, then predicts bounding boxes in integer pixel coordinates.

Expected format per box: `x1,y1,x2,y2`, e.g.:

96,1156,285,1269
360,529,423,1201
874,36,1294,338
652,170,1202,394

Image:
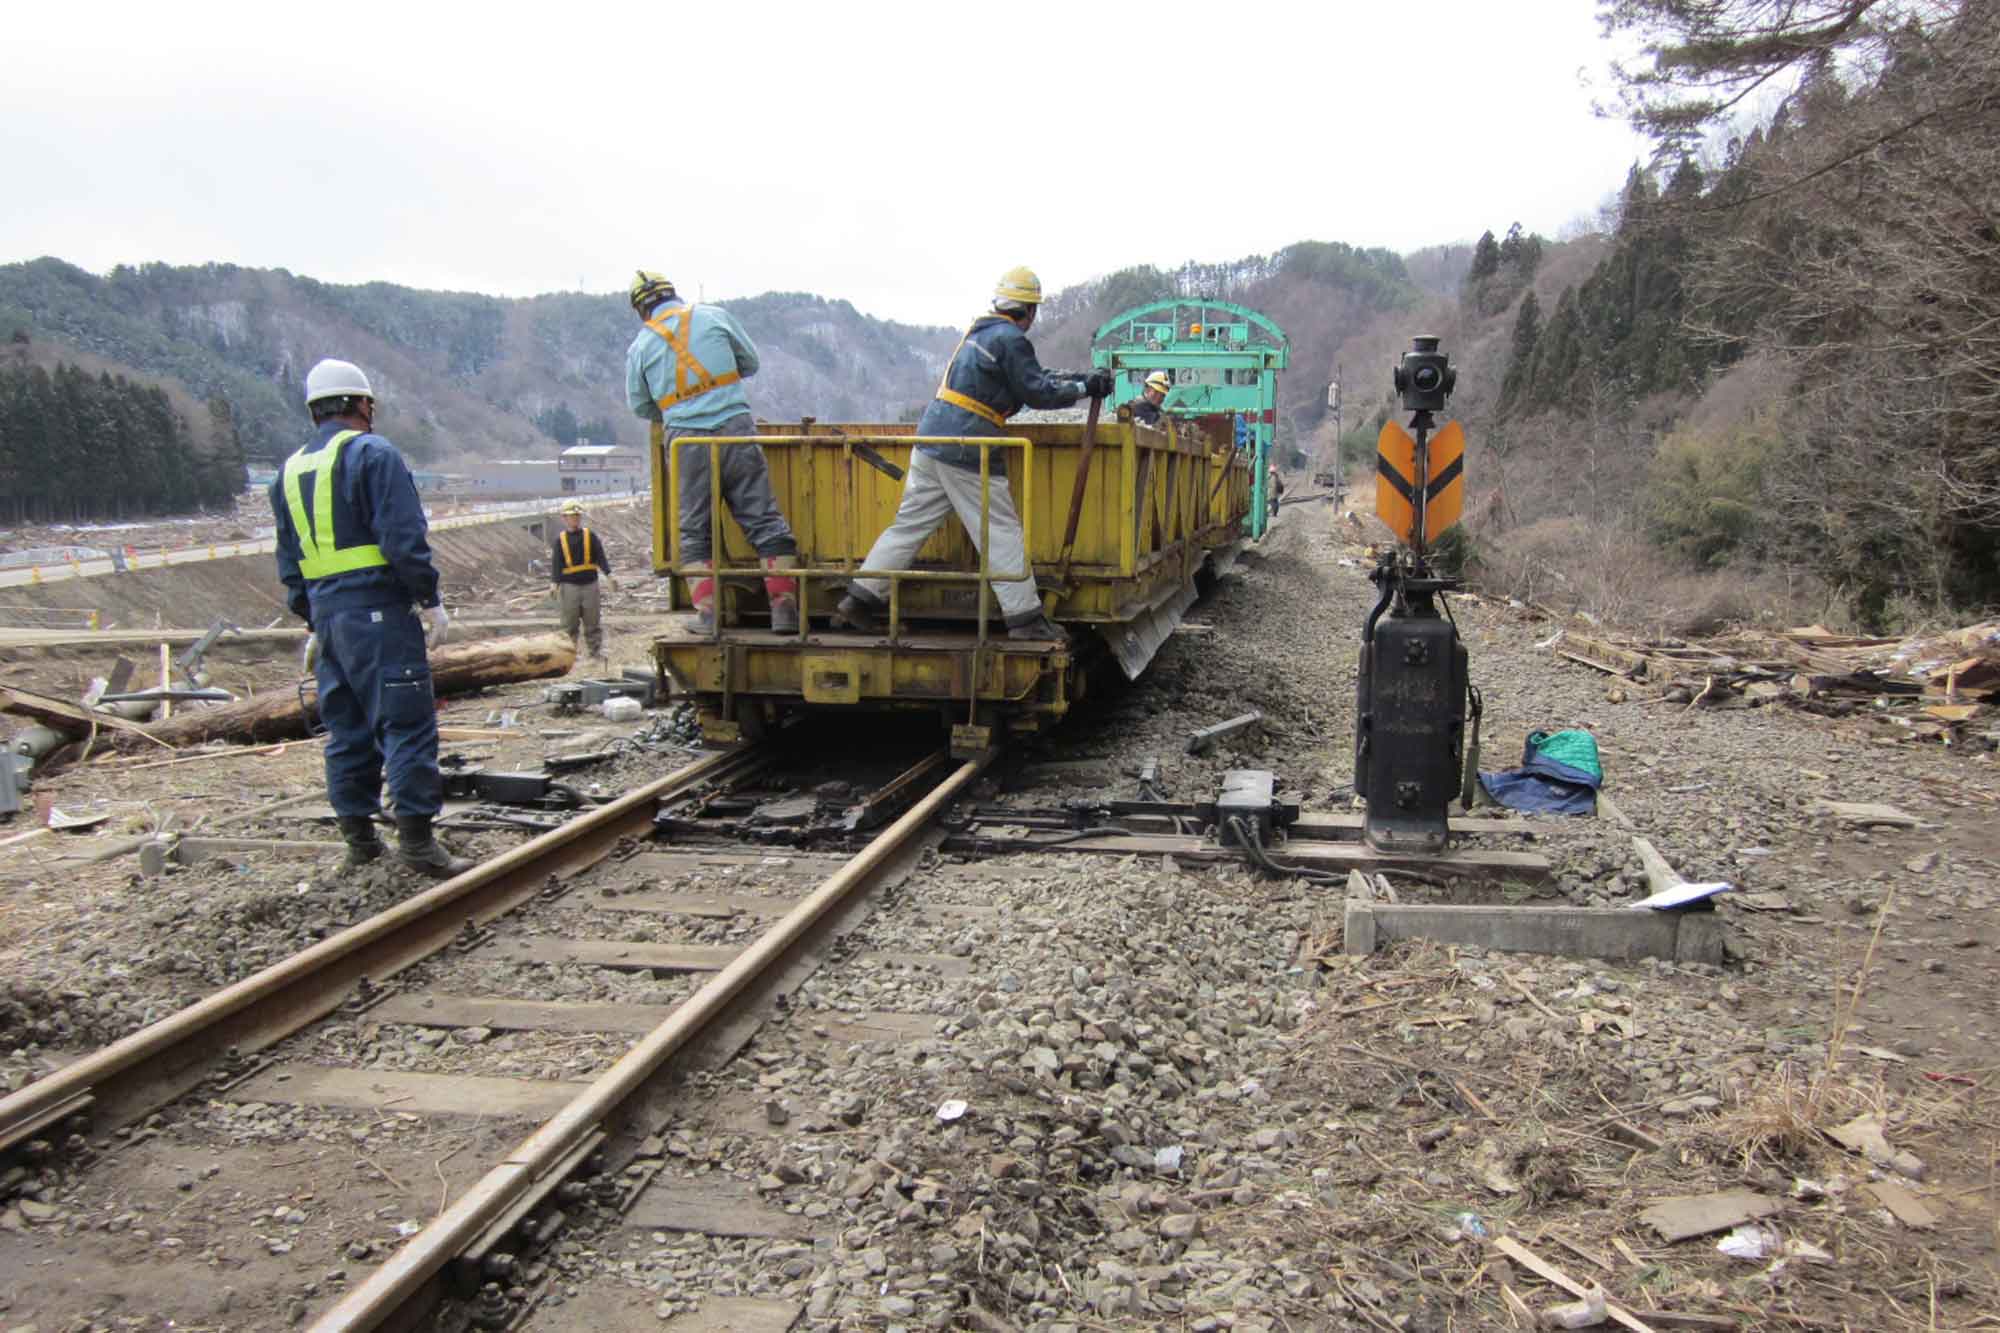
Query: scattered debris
1639,1189,1782,1242
1185,710,1263,755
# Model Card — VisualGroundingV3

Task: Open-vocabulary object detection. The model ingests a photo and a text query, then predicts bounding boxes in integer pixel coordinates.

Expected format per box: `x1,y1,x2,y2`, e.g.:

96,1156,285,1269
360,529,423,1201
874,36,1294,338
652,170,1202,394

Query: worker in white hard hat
550,499,613,665
832,267,1111,641
1130,370,1172,427
271,359,471,879
625,271,799,634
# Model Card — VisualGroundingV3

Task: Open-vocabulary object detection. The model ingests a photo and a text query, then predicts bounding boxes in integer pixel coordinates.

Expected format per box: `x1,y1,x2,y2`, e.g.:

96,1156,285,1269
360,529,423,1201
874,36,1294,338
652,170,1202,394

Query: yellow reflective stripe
644,307,742,411
931,319,1012,428
282,431,388,580
559,528,601,574
936,388,1007,429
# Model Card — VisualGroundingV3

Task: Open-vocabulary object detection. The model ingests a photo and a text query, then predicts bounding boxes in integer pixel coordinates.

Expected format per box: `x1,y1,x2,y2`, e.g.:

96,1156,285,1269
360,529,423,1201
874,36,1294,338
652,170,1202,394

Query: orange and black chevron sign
1374,419,1465,545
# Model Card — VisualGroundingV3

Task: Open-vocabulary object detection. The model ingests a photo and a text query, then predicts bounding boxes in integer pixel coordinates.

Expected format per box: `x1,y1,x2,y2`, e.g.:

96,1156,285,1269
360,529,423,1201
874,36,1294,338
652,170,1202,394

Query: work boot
831,592,884,634
337,815,385,870
394,814,474,879
761,555,799,633
687,571,716,635
1004,610,1065,642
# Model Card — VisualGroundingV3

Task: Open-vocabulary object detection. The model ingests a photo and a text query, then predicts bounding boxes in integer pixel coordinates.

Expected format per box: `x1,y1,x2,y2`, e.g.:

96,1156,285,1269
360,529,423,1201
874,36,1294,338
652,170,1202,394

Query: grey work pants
557,579,603,655
851,451,1040,620
670,412,798,564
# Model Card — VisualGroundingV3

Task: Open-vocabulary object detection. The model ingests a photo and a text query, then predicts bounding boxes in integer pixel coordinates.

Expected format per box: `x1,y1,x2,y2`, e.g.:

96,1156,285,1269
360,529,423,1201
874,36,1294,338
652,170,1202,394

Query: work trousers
670,412,797,565
557,579,603,656
314,603,442,819
850,451,1040,620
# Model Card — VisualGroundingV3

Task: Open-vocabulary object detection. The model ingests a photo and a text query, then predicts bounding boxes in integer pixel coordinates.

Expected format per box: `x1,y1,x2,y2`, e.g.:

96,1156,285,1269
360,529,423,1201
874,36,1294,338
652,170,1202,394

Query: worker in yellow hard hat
1131,370,1172,427
832,267,1112,641
550,499,613,666
624,270,799,633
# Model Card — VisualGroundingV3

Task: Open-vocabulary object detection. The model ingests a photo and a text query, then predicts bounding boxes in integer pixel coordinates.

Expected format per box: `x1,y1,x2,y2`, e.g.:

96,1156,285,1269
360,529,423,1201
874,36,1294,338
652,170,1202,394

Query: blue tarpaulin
1479,729,1602,816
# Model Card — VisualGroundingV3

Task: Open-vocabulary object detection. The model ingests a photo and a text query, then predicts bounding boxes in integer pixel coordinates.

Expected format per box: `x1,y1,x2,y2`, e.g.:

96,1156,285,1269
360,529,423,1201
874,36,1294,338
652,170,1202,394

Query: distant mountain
0,259,960,465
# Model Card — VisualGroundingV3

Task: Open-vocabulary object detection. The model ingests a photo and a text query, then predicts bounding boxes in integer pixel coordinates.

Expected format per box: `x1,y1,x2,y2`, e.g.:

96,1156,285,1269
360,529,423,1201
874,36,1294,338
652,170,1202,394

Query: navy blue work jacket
270,421,443,629
916,314,1085,471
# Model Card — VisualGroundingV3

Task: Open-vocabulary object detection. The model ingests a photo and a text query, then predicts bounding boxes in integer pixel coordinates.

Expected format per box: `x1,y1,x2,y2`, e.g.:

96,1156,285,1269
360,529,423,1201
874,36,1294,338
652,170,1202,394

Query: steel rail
310,751,993,1331
0,745,765,1151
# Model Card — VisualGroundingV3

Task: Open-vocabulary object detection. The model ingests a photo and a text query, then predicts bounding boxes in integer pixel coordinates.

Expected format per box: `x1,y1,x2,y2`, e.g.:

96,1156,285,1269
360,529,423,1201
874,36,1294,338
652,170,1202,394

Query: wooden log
107,633,576,751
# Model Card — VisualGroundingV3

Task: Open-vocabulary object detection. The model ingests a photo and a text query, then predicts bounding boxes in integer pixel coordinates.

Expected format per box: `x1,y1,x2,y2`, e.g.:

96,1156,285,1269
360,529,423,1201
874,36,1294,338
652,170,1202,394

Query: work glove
301,632,320,675
1083,369,1115,399
425,604,451,650
605,575,619,592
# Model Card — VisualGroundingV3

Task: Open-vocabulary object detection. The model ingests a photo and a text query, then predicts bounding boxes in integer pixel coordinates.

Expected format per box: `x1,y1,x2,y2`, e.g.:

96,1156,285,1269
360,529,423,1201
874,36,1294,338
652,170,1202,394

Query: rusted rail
309,749,993,1331
0,745,767,1153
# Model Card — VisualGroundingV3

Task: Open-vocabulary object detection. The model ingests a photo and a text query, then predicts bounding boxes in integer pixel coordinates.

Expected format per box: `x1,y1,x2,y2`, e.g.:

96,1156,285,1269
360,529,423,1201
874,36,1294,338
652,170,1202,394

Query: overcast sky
2,0,1651,328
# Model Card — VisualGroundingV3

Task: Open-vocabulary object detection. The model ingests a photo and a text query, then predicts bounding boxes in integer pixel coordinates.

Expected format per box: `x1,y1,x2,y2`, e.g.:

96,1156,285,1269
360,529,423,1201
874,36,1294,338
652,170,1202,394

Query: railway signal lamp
1354,335,1478,854
1392,336,1456,414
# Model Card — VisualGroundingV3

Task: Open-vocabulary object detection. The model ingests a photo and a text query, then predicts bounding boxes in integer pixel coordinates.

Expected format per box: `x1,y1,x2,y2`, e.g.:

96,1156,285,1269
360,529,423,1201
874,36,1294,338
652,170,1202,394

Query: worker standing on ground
271,359,471,879
1130,370,1171,427
625,271,799,633
550,499,612,666
833,267,1111,640
1267,463,1286,518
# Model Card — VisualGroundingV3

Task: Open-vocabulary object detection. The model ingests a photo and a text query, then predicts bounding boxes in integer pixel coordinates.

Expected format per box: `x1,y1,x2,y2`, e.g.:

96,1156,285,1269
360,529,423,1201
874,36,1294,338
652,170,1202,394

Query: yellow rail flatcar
650,416,1253,751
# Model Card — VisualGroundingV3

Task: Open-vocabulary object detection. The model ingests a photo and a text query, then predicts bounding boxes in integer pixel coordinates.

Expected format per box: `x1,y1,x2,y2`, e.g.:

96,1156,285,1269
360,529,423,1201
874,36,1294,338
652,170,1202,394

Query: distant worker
833,267,1112,640
1130,371,1172,427
272,359,471,879
1267,464,1286,518
625,271,798,633
551,499,613,666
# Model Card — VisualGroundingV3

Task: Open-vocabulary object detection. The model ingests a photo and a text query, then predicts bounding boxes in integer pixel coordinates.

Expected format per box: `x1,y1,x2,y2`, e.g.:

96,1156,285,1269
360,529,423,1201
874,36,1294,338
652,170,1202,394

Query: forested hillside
1461,0,2000,628
0,339,246,522
0,261,959,467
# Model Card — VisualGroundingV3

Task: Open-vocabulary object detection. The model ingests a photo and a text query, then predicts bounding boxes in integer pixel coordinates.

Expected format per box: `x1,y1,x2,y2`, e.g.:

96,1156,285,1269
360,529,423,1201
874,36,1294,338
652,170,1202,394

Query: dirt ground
2,491,1997,1330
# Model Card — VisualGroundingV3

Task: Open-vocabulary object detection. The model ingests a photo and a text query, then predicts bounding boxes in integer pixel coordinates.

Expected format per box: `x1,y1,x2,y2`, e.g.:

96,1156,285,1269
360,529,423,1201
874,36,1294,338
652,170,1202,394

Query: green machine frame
1089,299,1290,538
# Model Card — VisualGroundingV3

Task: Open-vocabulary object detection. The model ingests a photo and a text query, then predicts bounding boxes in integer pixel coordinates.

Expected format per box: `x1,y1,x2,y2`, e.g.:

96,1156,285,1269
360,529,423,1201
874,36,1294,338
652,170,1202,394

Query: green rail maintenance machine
1089,299,1289,538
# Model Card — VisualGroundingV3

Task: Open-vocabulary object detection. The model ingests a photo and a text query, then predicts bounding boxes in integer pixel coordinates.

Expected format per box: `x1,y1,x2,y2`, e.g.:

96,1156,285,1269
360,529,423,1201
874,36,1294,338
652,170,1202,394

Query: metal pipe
0,747,753,1148
310,751,992,1331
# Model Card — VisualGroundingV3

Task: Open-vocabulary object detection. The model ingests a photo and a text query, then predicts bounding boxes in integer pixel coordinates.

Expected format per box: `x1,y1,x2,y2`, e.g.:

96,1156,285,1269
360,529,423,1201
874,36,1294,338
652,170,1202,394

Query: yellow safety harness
644,304,742,412
932,317,1012,429
558,527,601,575
282,431,389,580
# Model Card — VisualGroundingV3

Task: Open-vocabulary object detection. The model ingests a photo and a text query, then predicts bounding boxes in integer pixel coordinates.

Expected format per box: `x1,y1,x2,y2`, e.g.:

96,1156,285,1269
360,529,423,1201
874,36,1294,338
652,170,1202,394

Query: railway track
0,732,994,1330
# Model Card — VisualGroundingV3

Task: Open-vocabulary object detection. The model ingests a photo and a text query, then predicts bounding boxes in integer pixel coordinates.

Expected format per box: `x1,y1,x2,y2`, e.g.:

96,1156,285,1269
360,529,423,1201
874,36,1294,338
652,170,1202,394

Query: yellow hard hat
993,266,1043,305
630,270,676,313
1144,371,1172,393
560,499,584,515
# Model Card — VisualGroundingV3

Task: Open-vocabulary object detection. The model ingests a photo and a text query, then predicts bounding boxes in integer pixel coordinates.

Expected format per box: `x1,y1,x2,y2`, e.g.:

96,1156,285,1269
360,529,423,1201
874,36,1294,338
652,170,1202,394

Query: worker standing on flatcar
833,267,1112,641
272,359,472,879
625,271,799,633
1130,371,1172,427
550,499,612,666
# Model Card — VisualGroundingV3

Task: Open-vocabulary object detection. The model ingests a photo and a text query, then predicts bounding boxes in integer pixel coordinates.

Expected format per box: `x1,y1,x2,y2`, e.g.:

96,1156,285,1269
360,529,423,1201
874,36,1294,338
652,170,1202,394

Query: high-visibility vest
559,527,601,575
282,431,389,580
932,317,1010,429
644,305,742,412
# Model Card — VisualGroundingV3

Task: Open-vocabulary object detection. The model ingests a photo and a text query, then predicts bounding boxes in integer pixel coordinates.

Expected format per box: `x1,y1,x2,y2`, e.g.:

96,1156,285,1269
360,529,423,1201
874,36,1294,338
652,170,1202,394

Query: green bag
1527,729,1602,782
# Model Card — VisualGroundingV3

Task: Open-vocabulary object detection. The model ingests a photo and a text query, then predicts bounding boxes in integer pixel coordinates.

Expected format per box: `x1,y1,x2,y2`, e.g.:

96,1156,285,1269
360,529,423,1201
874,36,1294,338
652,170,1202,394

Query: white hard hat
560,499,584,515
304,358,374,406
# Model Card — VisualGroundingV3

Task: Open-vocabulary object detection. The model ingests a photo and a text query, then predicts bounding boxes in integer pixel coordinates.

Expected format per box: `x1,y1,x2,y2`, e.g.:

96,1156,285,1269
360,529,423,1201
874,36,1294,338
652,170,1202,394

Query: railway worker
1267,463,1286,517
272,358,472,880
550,499,613,666
832,266,1114,641
1130,370,1172,427
625,271,799,633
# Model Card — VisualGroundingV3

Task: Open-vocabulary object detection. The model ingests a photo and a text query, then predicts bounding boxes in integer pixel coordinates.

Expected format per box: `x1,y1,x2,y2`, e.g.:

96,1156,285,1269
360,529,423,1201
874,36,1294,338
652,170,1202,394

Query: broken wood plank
1490,1236,1661,1333
1346,902,1723,964
1863,1180,1937,1229
1186,711,1263,755
1808,799,1924,828
1638,1189,1780,1242
0,683,162,741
